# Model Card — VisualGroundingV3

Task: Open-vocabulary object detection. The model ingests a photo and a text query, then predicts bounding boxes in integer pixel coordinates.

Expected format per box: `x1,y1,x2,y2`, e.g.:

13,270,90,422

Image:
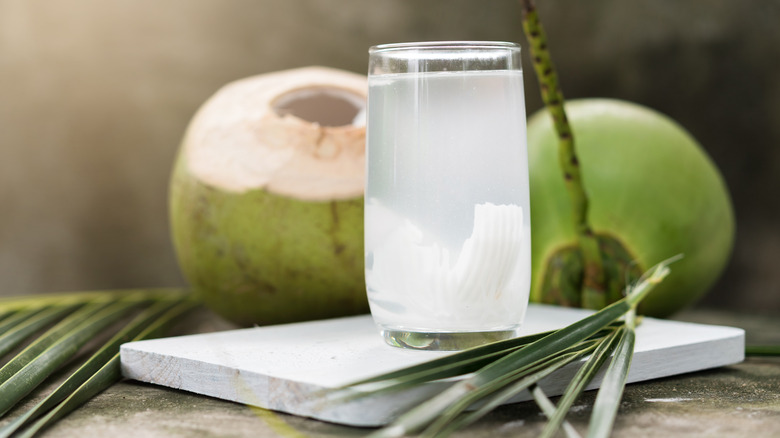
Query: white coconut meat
183,66,367,201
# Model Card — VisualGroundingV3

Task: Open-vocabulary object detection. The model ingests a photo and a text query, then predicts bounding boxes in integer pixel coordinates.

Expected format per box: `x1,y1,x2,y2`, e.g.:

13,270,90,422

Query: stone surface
2,308,776,437
27,355,780,438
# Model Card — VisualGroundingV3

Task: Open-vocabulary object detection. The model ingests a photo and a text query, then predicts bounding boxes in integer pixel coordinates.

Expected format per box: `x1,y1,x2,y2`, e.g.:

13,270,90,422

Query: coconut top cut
183,66,366,201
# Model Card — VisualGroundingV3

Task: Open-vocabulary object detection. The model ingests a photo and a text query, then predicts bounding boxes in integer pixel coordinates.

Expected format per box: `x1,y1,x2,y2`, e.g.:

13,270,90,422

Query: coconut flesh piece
184,66,367,200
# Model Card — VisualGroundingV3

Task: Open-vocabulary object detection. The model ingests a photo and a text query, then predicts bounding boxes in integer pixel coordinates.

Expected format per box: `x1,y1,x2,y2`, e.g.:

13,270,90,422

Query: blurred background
0,0,777,315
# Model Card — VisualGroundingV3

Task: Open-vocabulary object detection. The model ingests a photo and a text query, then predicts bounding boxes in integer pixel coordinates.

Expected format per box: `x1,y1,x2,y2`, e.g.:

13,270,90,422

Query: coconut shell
170,66,368,326
528,99,735,317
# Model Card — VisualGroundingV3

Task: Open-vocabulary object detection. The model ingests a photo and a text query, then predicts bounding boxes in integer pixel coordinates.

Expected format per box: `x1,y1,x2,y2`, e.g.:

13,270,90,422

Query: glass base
381,328,519,351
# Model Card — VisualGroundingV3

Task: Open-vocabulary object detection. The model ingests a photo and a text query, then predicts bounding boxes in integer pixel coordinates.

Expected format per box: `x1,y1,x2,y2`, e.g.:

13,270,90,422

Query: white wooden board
120,304,744,427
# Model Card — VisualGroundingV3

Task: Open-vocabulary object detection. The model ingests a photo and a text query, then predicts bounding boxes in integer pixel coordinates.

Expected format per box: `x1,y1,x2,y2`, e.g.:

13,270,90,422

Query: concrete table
5,308,779,438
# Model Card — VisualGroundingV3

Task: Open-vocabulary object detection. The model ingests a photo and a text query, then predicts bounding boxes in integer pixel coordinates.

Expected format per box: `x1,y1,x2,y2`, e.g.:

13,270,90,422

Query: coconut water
365,70,531,334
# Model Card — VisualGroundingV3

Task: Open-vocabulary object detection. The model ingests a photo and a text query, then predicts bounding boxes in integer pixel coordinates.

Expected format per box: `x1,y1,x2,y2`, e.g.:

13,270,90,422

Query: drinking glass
365,41,531,350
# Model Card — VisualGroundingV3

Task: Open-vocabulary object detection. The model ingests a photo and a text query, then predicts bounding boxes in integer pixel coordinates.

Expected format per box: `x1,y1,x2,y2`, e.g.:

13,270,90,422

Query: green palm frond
0,288,195,437
586,312,637,438
745,345,780,356
0,306,80,359
336,257,679,438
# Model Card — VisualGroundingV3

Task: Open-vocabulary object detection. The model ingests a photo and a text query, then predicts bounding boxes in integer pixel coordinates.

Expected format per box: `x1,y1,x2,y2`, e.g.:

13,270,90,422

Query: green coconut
528,98,735,317
170,66,369,326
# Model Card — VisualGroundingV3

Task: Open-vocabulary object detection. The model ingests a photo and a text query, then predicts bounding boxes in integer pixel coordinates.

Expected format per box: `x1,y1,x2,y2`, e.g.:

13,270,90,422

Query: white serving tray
120,304,744,427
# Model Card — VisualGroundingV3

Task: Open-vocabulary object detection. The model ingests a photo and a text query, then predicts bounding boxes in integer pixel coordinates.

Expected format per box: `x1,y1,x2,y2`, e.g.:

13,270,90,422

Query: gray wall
0,0,777,314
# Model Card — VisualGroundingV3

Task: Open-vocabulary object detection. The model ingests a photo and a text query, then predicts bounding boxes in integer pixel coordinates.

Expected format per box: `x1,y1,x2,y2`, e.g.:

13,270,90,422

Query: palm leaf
10,300,196,438
538,325,624,438
0,299,189,437
745,345,780,356
423,341,603,438
0,288,194,437
532,385,581,438
585,311,637,438
0,303,110,388
0,306,80,359
339,323,622,399
360,296,637,437
0,289,174,310
0,299,147,416
346,330,553,388
336,257,677,438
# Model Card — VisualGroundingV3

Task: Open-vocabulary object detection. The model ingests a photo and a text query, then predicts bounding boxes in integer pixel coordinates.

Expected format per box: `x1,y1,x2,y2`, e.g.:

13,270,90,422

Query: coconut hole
272,87,365,127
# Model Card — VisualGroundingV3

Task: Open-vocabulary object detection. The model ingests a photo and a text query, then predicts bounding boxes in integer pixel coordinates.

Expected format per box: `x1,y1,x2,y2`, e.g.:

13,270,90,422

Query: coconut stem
520,0,606,308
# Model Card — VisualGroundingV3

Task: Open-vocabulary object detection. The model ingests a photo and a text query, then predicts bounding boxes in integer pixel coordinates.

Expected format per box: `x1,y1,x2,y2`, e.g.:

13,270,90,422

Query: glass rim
369,41,520,54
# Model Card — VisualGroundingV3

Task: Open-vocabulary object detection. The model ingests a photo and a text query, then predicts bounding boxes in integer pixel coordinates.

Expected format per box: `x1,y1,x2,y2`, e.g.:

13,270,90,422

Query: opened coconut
170,66,368,326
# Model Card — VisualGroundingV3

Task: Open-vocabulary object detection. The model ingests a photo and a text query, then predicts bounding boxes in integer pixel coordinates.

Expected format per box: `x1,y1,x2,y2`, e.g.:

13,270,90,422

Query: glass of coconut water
365,41,531,350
